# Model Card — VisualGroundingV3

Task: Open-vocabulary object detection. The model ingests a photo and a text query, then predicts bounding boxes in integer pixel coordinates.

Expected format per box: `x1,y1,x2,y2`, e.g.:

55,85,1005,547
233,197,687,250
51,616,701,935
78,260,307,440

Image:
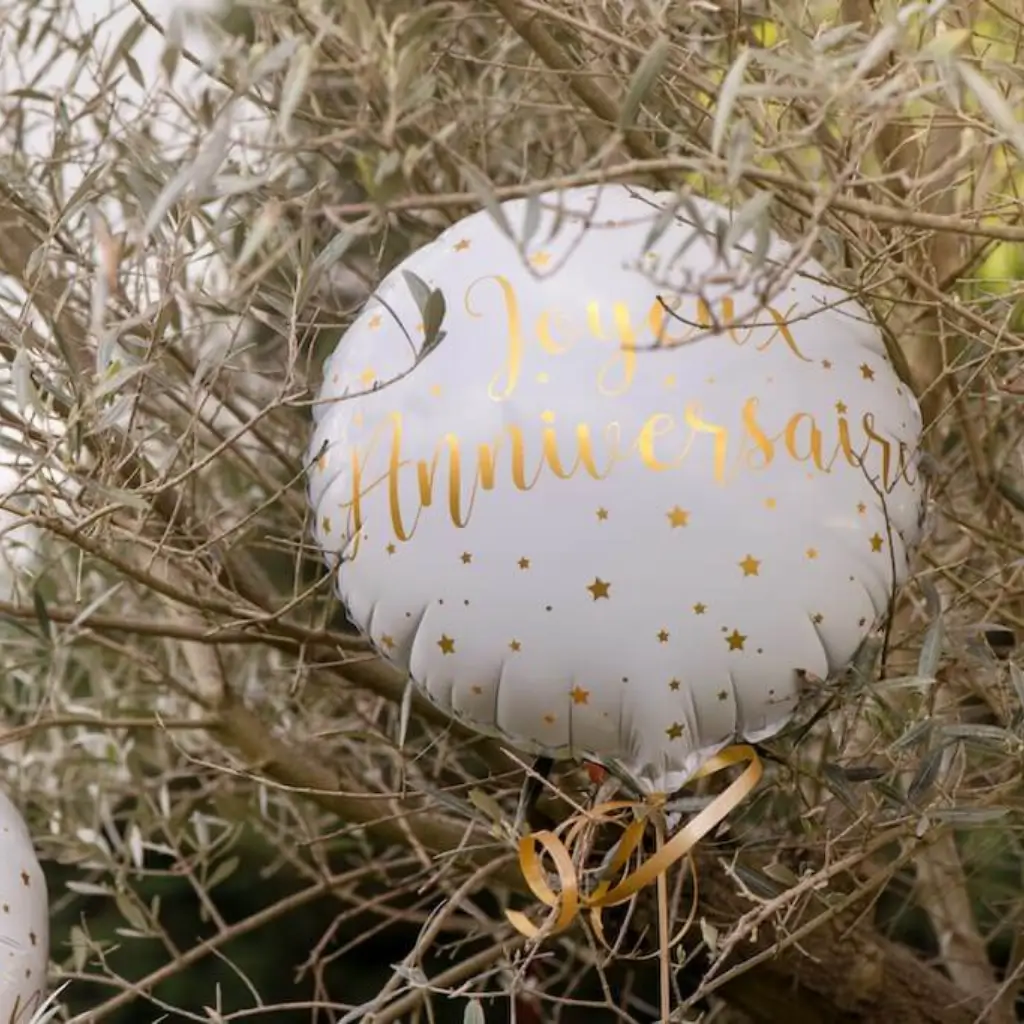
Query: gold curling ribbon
507,745,762,939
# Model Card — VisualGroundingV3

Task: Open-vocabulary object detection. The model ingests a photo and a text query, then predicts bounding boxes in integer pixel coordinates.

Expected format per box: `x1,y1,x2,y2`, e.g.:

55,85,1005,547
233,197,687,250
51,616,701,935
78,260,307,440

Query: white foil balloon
0,789,48,1021
307,184,925,793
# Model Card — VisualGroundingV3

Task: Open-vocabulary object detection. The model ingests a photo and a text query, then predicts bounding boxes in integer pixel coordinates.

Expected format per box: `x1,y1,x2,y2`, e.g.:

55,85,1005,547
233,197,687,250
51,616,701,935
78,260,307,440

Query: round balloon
0,788,48,1021
307,183,926,794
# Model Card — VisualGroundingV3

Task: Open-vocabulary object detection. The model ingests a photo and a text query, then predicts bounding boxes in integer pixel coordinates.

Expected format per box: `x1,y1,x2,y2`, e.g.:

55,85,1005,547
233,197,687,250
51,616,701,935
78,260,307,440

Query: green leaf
463,165,512,240
712,48,752,156
619,36,671,128
907,747,943,805
463,999,486,1024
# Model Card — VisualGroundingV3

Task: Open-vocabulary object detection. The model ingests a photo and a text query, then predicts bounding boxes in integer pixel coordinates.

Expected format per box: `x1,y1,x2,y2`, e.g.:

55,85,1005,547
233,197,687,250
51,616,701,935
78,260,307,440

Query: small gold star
860,362,875,381
835,400,847,414
529,251,552,268
454,238,471,252
739,555,761,577
596,507,609,521
663,374,677,389
380,634,395,649
321,515,332,533
869,532,884,552
386,543,396,555
438,634,456,655
537,372,549,383
764,497,777,509
359,367,376,387
540,410,555,423
20,871,29,887
716,689,729,701
667,505,690,528
669,678,681,691
471,684,483,695
429,383,443,398
518,557,531,570
806,547,818,560
693,602,707,615
543,712,557,725
509,639,522,652
317,453,328,472
726,629,747,651
857,502,867,515
666,722,684,740
570,685,590,705
587,577,611,600
812,613,824,625
657,629,670,643
822,359,833,370
368,313,383,330
461,552,472,564
28,931,36,946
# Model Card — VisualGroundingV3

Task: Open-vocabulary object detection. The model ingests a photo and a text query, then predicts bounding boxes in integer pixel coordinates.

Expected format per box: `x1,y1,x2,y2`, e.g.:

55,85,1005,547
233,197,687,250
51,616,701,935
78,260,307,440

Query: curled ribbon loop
506,745,763,940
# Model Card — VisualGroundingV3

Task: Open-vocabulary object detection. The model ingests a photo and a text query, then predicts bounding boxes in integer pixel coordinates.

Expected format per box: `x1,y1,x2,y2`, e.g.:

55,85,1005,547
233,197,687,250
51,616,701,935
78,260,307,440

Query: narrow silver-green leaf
712,48,752,156
619,36,671,128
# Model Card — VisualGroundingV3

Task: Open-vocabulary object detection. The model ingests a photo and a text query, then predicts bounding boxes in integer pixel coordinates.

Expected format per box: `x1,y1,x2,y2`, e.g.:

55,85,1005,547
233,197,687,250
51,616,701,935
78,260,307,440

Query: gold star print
869,533,885,552
359,367,376,387
726,629,747,651
429,384,443,398
386,543,396,555
596,507,609,521
509,639,522,652
543,712,557,725
693,602,707,615
471,684,483,695
812,613,824,625
321,515,332,533
518,557,531,570
317,452,328,472
739,555,761,577
835,400,847,414
570,685,590,705
857,502,867,515
666,722,684,740
20,871,29,887
764,497,777,509
454,238,471,252
860,362,875,381
669,678,681,691
380,634,396,650
667,505,690,528
368,314,383,330
716,690,729,702
663,374,677,389
587,577,611,600
806,547,818,560
537,372,549,383
461,552,472,564
529,251,552,268
822,359,833,370
657,629,670,643
438,635,456,655
540,410,555,423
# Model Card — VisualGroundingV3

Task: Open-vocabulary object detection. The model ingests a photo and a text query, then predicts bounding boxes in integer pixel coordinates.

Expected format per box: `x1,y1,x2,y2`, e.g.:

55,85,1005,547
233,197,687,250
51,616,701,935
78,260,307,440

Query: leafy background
1,0,1024,1021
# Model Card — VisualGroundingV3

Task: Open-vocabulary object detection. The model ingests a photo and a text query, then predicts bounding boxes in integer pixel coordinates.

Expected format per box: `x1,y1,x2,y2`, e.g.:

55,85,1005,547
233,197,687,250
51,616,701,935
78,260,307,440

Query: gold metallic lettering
467,275,524,401
684,403,729,484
